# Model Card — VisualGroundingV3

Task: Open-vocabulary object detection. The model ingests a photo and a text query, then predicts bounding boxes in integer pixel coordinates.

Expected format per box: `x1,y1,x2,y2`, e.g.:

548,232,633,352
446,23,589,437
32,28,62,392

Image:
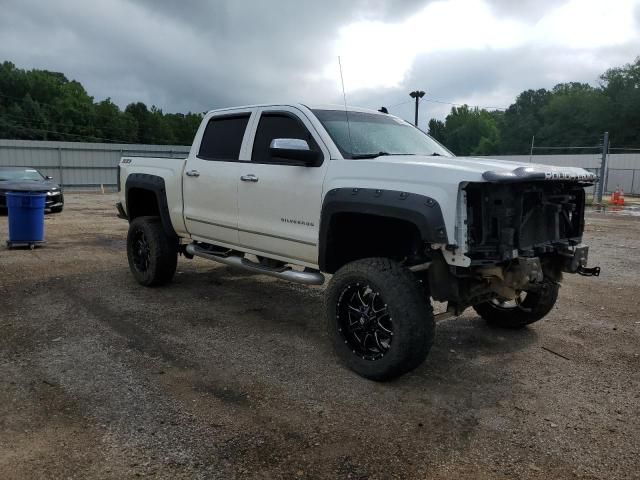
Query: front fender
318,187,448,271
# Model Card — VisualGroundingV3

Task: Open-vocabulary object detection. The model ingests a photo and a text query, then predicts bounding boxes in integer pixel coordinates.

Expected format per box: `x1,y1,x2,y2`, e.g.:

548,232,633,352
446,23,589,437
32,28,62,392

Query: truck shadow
169,266,540,442
23,262,540,397
174,264,539,362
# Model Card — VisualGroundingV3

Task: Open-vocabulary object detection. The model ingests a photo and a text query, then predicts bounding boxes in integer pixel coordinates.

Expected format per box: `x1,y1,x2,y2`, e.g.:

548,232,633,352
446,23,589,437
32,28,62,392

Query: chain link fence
546,167,640,201
489,153,640,198
602,168,640,196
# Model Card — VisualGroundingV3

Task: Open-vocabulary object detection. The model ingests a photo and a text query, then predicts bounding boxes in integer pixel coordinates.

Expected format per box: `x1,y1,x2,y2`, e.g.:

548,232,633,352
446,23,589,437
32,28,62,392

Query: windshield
312,109,453,159
0,168,45,182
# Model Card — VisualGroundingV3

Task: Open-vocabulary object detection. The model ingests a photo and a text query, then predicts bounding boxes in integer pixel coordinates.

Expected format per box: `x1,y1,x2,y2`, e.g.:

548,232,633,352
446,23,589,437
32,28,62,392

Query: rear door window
198,115,250,161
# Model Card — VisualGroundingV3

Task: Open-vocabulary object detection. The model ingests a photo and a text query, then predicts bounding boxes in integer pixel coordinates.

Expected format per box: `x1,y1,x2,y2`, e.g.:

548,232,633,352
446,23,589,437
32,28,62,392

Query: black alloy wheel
131,229,152,273
326,258,435,381
336,283,393,361
473,282,559,329
126,216,178,286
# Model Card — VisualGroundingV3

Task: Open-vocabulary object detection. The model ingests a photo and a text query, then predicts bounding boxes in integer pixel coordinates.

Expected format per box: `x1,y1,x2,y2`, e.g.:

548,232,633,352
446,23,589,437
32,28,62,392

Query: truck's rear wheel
473,283,559,329
127,216,178,286
325,258,435,381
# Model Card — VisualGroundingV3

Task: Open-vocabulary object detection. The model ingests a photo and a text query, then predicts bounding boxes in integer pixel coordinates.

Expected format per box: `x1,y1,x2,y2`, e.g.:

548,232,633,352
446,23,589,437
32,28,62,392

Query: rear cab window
251,113,320,164
198,114,251,161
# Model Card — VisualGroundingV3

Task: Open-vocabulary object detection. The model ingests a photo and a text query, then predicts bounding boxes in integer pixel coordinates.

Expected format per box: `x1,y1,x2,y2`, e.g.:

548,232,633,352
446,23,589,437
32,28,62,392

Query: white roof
206,103,387,116
306,104,386,114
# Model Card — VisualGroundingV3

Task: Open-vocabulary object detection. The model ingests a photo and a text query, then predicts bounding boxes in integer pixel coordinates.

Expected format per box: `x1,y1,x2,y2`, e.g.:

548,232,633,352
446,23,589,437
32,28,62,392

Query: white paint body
118,104,596,270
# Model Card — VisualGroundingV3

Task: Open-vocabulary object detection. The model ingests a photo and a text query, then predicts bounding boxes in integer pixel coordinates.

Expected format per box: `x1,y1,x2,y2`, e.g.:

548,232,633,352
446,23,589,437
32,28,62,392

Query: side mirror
45,176,53,180
269,138,322,166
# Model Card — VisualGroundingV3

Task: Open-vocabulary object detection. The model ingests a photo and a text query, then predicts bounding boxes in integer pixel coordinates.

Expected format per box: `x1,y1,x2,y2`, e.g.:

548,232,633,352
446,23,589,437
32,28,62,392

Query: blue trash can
6,191,47,247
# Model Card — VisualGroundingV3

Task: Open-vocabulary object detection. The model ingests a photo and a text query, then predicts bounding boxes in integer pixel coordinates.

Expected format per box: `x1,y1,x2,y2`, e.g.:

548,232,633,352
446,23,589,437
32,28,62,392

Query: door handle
185,170,200,177
240,174,259,182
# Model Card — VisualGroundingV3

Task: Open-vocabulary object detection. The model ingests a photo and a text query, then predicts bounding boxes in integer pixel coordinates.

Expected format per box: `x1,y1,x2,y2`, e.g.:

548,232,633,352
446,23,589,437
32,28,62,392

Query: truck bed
118,156,187,236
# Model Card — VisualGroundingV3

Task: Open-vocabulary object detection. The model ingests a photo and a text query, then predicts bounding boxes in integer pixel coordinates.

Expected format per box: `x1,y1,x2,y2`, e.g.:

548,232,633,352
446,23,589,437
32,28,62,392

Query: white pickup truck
117,104,599,380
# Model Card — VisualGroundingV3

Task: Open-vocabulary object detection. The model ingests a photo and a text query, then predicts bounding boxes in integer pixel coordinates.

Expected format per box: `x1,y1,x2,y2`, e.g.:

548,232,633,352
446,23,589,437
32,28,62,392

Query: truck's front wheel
473,282,559,329
127,216,178,286
325,258,435,381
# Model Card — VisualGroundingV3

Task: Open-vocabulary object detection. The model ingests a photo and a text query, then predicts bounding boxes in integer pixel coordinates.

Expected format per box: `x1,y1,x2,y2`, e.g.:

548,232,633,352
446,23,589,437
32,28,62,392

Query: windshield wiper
351,151,391,159
350,152,418,159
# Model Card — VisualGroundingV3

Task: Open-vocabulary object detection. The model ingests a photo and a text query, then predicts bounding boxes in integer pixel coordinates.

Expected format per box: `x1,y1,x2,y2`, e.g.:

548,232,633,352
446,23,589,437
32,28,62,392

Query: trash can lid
5,182,49,193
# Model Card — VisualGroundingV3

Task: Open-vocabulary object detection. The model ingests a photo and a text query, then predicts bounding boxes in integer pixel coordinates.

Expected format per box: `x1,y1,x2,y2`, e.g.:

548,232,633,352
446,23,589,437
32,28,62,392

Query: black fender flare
125,173,177,238
318,188,449,271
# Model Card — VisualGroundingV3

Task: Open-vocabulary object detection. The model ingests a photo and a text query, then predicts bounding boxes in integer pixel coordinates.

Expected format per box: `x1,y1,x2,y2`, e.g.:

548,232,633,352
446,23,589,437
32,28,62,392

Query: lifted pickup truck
117,104,599,380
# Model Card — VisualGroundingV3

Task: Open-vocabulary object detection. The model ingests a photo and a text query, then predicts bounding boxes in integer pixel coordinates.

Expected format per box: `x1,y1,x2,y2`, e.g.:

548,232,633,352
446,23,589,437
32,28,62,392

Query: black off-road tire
473,283,559,329
50,206,63,214
127,216,178,286
325,258,435,381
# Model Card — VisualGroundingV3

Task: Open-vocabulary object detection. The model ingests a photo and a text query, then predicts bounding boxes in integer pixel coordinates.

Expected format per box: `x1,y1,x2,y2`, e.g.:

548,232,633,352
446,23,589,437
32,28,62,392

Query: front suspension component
577,265,600,277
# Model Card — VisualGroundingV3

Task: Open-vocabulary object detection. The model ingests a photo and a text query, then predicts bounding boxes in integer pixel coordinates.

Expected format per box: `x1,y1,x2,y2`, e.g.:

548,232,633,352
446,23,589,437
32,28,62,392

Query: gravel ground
0,194,638,480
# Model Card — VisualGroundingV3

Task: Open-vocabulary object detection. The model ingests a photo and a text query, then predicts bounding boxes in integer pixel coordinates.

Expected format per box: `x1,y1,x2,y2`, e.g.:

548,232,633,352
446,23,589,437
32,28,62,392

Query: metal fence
0,139,190,190
488,153,640,196
0,140,639,195
602,168,640,196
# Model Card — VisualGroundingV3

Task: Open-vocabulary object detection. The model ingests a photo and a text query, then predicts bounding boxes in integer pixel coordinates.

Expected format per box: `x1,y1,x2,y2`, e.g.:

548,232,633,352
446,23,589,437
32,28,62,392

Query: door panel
237,107,329,266
183,158,240,244
183,112,253,245
238,164,322,263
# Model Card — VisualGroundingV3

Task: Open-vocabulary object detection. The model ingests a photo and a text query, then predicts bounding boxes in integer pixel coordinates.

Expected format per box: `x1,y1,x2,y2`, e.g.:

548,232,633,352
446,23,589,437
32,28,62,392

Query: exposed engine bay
465,181,587,263
423,181,598,309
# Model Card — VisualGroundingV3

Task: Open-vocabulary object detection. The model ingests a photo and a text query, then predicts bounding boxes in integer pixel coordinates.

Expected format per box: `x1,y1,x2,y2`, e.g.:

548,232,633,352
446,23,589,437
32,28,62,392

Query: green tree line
428,57,640,155
1,58,639,152
0,61,202,145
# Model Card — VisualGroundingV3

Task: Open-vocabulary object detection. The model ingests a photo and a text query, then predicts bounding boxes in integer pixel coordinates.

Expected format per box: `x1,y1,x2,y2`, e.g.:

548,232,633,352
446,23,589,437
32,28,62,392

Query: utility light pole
596,131,609,204
529,135,535,163
409,90,425,127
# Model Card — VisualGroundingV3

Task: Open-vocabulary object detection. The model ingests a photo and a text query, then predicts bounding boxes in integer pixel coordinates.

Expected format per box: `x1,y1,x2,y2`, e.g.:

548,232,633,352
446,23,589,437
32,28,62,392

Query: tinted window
251,113,319,163
198,115,250,160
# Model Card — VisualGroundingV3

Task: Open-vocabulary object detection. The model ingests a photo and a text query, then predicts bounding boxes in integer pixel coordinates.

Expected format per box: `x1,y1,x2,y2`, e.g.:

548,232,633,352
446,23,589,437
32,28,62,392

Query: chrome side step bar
185,243,325,286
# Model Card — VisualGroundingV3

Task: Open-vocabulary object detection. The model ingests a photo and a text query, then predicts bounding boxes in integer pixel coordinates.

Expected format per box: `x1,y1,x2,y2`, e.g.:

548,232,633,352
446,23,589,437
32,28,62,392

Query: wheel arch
125,173,177,238
318,188,449,273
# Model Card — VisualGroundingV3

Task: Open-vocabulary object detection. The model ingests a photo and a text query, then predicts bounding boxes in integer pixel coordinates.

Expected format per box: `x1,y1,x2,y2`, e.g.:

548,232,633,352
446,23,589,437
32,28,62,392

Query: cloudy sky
1,0,639,128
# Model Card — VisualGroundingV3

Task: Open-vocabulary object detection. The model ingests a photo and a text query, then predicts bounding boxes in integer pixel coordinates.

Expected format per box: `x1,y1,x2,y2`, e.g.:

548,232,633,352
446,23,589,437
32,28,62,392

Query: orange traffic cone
610,187,619,205
618,188,625,206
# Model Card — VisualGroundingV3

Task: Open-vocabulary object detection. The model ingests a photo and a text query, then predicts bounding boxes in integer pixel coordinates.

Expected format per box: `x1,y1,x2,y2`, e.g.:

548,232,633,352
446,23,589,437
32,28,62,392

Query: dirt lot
1,194,639,479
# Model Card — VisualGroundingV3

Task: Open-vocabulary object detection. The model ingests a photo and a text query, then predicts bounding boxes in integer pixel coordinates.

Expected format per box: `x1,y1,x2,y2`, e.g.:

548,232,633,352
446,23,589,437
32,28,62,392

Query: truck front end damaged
427,179,599,308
